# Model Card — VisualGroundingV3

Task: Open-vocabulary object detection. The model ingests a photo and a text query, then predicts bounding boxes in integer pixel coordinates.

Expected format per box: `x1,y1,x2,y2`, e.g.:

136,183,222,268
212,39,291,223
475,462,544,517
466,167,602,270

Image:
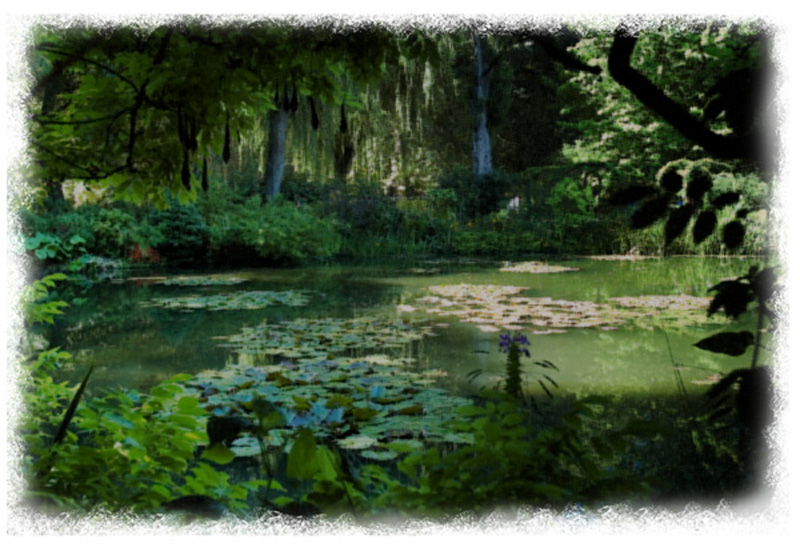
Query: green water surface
48,256,763,398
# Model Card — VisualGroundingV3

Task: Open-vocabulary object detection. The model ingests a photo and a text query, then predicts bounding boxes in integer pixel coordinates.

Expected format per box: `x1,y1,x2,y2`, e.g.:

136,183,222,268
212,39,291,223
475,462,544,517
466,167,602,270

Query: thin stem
750,302,766,370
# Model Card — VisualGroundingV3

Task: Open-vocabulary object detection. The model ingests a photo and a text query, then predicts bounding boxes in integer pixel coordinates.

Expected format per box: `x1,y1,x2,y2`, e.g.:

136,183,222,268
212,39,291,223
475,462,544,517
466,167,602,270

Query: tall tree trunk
262,107,290,201
472,33,493,175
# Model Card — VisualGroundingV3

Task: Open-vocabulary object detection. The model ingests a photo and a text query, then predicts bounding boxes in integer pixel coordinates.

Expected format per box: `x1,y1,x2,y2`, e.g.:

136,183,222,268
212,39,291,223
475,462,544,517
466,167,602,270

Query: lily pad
217,317,432,364
158,275,247,287
230,436,262,457
186,352,475,462
402,284,726,333
587,255,656,261
141,290,311,311
499,261,580,274
336,435,378,450
361,448,399,461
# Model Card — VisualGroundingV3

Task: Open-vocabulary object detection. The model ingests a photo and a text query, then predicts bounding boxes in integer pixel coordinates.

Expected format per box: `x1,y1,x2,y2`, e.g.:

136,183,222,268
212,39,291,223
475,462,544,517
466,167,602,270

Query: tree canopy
28,21,437,206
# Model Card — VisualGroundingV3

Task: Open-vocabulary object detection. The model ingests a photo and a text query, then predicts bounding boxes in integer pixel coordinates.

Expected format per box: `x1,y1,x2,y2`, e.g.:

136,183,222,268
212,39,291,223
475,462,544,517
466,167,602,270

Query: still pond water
49,256,761,400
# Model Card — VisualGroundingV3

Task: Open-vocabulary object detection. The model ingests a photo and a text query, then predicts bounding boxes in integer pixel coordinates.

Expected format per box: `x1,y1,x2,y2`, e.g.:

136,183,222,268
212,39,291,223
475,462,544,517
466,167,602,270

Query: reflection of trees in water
582,327,752,395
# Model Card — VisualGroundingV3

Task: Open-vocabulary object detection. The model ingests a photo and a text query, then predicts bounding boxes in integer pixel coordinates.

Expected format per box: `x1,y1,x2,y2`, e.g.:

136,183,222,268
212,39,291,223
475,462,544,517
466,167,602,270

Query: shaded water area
46,256,761,400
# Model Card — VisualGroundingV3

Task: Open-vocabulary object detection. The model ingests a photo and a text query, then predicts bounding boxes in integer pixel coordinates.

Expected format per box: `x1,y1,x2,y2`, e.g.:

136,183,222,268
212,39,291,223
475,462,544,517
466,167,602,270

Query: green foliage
149,199,209,262
20,202,164,263
546,176,596,248
450,228,543,256
325,179,404,234
30,24,419,205
207,195,341,265
21,373,253,514
312,178,451,258
93,206,165,258
605,166,770,256
559,24,770,255
23,273,69,326
362,393,640,515
18,269,251,514
24,232,86,262
438,167,513,221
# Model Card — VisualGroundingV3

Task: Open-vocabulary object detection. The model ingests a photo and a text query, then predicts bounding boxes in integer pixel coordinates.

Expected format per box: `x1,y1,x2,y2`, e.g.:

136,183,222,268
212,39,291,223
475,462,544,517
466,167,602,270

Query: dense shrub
322,179,403,233
93,206,165,259
451,227,543,256
150,200,210,263
546,176,596,249
207,195,341,265
19,203,164,265
281,170,333,205
437,166,514,221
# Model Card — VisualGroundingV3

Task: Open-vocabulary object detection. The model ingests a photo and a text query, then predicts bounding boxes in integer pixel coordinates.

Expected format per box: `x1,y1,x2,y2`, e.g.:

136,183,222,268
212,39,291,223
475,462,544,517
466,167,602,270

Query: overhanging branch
607,27,755,161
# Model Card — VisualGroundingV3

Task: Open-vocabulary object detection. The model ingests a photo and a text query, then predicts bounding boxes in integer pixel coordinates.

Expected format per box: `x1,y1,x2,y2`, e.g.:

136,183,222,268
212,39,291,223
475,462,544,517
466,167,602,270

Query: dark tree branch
32,142,128,180
30,38,105,97
32,110,129,126
607,27,756,161
531,35,601,75
35,45,141,94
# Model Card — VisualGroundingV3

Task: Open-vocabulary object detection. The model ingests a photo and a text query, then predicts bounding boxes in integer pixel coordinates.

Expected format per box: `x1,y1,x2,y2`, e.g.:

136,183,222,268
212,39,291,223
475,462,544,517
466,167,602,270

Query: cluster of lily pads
398,283,725,334
157,275,247,286
499,261,580,274
143,281,469,461
586,255,655,261
141,289,312,311
189,357,474,461
187,315,472,461
216,316,433,364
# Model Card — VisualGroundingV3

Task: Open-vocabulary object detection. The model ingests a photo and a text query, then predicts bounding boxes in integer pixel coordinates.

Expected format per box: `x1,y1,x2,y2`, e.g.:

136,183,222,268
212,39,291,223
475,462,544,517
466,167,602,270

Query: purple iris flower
499,333,531,357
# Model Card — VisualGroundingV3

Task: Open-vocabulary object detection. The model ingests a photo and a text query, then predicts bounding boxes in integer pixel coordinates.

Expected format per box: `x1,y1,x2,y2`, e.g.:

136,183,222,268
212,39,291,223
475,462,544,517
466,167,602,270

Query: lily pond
46,256,761,463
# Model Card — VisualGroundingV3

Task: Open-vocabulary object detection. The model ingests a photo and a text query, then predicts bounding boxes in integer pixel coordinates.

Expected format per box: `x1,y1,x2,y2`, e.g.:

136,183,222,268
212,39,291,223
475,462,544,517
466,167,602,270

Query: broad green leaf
177,396,206,416
201,444,236,465
315,446,340,481
286,429,318,480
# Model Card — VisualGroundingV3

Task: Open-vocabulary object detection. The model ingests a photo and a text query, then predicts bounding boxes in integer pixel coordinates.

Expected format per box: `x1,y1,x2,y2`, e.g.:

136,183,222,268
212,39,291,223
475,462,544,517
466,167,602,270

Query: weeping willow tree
280,31,470,195
202,26,583,199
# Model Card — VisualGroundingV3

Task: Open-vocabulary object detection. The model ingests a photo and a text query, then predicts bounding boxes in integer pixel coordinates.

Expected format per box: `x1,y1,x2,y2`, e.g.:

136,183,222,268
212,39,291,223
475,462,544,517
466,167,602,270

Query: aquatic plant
187,358,474,462
140,289,311,311
499,333,529,398
158,275,247,286
403,283,727,333
217,316,432,364
499,261,580,274
183,313,473,463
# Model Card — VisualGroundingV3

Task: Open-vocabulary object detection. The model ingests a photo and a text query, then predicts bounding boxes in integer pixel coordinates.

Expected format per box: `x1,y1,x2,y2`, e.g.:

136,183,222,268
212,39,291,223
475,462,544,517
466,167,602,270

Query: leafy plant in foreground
695,265,778,473
22,374,256,514
359,392,643,516
22,272,69,326
608,159,768,254
20,275,252,515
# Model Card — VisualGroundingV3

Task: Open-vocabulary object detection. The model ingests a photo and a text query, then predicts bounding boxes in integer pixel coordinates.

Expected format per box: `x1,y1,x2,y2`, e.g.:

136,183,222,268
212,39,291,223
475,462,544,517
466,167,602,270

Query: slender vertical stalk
750,301,766,370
